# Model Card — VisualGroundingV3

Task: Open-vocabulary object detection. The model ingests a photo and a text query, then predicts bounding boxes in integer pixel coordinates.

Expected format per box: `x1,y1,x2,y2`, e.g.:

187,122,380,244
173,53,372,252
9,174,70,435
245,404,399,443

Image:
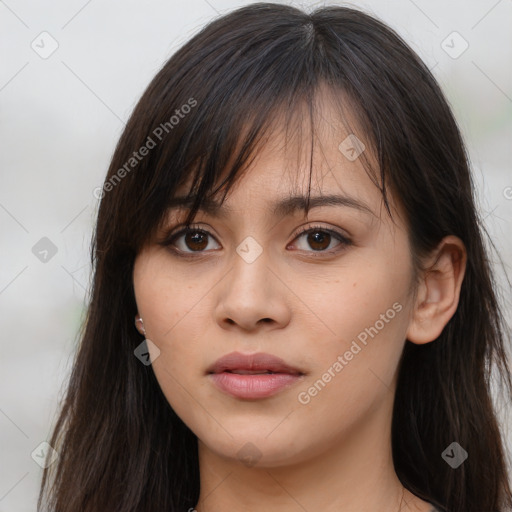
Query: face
132,97,418,468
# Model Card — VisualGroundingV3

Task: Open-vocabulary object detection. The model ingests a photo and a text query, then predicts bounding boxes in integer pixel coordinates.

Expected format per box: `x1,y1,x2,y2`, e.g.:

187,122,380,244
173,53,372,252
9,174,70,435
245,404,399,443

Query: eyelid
291,223,351,242
288,224,352,255
159,222,352,257
161,223,220,254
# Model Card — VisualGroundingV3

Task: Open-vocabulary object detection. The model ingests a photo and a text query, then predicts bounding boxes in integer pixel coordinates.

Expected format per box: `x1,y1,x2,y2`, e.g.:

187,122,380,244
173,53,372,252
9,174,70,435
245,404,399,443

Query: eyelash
159,223,352,260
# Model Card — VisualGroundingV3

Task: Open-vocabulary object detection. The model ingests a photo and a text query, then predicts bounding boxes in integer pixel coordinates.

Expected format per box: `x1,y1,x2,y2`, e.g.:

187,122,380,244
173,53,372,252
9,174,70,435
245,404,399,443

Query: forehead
170,86,392,221
170,152,382,233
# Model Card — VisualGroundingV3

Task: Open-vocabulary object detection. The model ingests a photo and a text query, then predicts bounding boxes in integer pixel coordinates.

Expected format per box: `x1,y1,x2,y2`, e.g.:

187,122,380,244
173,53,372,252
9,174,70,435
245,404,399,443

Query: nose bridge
236,233,265,265
226,205,291,294
229,233,271,300
215,233,288,330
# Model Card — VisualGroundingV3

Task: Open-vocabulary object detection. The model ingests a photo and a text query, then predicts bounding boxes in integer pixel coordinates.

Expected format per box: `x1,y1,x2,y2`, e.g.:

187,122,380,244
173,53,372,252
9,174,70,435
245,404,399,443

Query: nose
214,247,291,332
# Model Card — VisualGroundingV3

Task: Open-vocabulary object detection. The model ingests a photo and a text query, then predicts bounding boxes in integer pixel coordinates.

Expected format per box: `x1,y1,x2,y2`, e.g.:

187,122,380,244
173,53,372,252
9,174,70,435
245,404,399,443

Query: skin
132,93,467,512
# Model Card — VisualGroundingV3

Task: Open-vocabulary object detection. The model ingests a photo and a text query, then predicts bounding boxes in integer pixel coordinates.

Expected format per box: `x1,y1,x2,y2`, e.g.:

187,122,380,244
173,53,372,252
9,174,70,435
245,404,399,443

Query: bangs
163,83,384,233
105,3,423,253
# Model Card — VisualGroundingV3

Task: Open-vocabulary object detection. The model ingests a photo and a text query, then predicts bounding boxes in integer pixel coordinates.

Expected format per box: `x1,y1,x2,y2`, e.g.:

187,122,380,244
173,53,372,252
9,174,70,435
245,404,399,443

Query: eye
159,223,352,258
289,224,352,256
161,224,220,255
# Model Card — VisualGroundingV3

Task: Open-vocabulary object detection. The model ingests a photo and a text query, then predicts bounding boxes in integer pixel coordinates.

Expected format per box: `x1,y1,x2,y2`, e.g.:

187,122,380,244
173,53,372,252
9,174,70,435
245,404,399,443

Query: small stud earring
135,316,146,336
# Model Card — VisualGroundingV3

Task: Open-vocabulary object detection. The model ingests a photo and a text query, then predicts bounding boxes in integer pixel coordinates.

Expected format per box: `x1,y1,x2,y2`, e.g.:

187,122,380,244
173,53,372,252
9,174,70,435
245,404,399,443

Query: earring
133,316,161,365
135,316,146,336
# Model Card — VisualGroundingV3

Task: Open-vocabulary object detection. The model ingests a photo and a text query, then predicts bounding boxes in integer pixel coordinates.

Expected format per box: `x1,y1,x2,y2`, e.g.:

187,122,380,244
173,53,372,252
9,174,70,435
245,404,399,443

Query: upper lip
207,351,305,375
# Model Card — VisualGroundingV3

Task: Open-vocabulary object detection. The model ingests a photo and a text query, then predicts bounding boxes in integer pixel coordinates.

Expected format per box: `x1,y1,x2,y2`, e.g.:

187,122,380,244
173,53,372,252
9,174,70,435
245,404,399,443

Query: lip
207,351,306,400
207,351,304,375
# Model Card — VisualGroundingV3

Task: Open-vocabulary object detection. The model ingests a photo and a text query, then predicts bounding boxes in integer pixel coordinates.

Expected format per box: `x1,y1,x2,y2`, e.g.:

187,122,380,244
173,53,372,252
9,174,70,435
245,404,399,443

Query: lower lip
209,372,303,399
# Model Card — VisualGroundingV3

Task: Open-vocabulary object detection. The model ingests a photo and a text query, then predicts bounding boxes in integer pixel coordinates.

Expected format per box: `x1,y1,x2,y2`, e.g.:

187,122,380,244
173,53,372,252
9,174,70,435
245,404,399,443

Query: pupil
309,231,329,251
187,231,207,251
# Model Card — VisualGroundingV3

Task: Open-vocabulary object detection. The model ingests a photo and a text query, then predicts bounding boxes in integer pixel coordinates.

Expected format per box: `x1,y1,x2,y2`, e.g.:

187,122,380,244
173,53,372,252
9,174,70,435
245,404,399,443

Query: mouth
207,351,305,375
207,352,306,399
223,369,290,375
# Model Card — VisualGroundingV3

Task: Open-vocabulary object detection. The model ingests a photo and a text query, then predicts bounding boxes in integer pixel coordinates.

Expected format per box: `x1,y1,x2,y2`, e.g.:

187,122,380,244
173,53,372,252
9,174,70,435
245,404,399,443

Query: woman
38,3,512,511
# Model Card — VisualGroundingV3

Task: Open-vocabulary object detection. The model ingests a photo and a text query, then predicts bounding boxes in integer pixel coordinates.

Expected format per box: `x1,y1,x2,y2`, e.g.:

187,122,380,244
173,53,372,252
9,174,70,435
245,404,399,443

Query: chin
198,425,312,469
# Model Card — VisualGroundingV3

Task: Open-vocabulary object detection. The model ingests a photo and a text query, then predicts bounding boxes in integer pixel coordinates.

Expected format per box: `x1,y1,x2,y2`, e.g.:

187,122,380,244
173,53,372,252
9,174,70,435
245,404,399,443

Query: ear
406,235,467,344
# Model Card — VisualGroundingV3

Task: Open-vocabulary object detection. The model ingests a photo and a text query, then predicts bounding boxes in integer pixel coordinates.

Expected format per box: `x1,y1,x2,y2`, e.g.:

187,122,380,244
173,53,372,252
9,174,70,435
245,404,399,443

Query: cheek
133,253,216,417
289,277,409,446
296,256,410,350
133,253,212,344
297,258,411,404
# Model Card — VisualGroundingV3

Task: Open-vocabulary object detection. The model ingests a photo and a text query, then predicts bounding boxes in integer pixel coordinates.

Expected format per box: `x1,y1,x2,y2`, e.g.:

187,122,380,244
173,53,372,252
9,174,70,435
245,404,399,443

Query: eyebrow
167,194,375,218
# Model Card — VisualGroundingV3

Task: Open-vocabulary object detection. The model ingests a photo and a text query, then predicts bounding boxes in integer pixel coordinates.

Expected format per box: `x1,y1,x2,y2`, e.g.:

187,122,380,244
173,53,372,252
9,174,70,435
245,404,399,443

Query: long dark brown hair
37,3,512,511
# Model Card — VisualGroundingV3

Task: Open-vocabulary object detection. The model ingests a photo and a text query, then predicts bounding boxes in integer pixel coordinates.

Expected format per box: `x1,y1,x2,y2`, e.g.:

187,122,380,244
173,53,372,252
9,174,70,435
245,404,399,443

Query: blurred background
1,0,511,509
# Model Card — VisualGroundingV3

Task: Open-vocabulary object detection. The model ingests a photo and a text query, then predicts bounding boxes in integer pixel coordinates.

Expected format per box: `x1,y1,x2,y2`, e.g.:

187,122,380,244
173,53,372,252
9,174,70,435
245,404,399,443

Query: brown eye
162,225,220,255
160,223,351,259
291,224,352,255
183,230,209,251
305,231,331,251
